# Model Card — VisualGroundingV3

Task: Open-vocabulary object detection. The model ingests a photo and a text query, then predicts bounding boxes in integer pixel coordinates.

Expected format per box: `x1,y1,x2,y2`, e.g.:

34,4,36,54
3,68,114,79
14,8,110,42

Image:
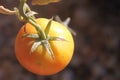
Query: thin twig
0,6,15,15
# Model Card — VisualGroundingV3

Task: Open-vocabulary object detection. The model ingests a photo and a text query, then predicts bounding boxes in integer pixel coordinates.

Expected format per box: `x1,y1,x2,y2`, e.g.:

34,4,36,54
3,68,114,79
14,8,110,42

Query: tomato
15,18,74,75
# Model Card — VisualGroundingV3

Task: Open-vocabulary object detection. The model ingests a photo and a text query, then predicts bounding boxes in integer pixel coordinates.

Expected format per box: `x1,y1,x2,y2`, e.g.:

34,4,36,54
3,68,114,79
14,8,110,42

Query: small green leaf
62,17,71,27
55,15,70,26
30,41,41,55
44,18,53,37
48,36,67,41
26,11,38,17
22,33,39,39
55,15,77,36
42,40,54,59
55,15,62,23
23,3,37,18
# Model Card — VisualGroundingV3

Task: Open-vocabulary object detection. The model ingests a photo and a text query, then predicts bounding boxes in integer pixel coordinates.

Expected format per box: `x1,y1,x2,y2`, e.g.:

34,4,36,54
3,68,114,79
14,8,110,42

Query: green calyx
15,0,66,59
23,18,54,59
22,18,66,59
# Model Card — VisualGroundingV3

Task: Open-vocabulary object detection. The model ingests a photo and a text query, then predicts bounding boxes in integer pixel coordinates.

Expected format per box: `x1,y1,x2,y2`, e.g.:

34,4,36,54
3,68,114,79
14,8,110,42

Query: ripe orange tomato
15,18,74,75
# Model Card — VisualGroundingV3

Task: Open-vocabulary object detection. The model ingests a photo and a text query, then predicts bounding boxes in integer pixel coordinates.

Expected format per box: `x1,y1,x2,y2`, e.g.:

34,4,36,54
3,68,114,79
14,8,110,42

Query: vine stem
19,0,47,40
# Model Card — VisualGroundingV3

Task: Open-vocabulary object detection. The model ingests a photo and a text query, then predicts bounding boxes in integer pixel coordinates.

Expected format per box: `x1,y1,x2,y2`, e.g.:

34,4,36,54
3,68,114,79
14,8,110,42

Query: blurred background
0,0,120,80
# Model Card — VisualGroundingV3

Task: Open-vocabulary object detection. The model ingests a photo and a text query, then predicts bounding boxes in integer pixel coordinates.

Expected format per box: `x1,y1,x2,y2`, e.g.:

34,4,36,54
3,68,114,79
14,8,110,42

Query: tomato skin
15,18,74,75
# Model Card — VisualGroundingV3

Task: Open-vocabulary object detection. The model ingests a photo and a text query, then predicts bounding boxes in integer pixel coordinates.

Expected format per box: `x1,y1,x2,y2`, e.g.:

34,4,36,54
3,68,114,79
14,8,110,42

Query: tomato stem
28,18,47,39
19,0,47,40
19,0,27,20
